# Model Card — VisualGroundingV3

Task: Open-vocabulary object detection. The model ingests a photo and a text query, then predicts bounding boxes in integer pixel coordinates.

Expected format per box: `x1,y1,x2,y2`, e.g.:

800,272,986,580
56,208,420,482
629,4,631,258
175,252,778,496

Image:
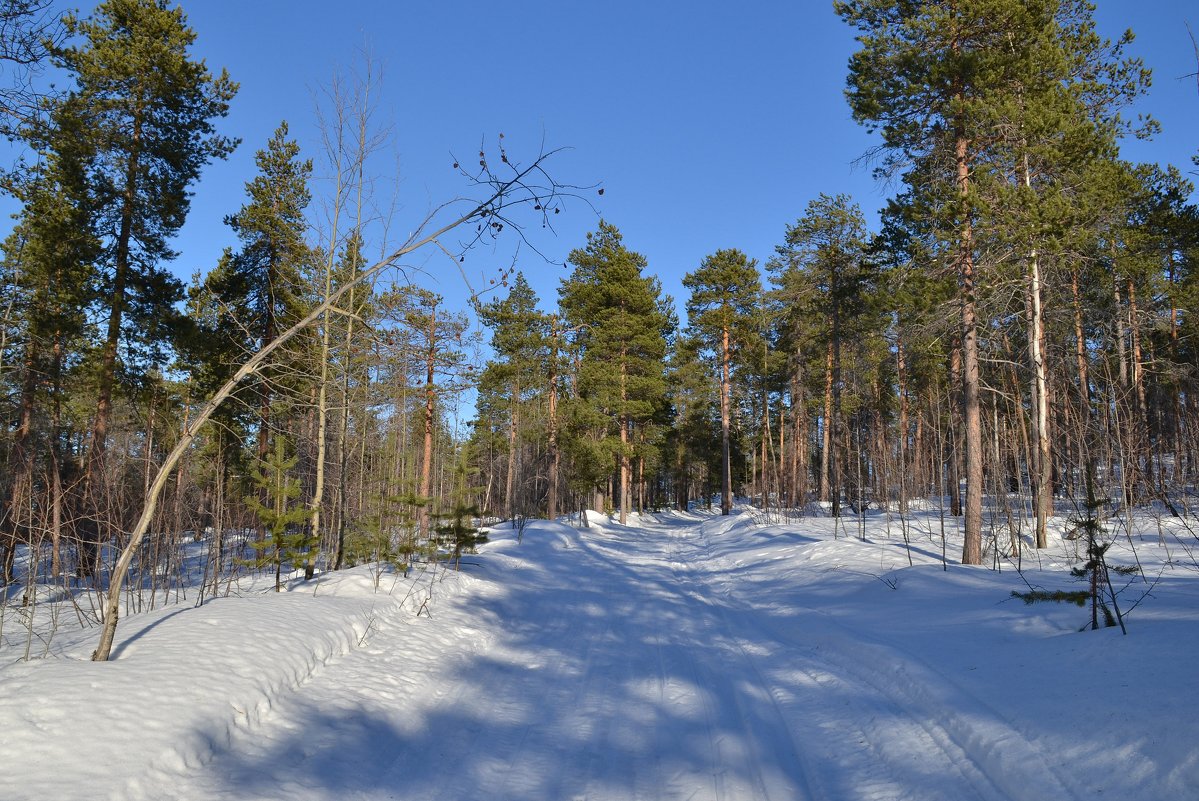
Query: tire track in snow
579,516,813,801
675,512,1084,801
756,610,1085,801
677,515,940,801
544,522,752,800
156,510,1082,801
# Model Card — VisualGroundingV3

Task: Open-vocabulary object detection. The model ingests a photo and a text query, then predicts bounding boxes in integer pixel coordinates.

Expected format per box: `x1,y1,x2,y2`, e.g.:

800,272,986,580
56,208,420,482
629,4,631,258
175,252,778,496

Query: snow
2,506,1197,800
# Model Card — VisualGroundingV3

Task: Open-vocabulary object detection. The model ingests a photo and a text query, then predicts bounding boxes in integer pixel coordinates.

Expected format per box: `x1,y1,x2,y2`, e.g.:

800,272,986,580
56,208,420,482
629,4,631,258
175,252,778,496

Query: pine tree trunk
547,336,560,520
914,412,925,497
505,378,519,519
949,342,964,518
957,128,984,566
1113,276,1129,388
760,382,771,510
1028,255,1051,549
619,351,630,525
88,106,145,517
1072,265,1095,496
820,339,834,506
897,329,910,514
49,336,65,577
830,308,843,519
419,307,437,538
793,368,808,508
2,343,38,582
778,405,786,510
720,324,733,515
1129,279,1149,499
1168,257,1182,487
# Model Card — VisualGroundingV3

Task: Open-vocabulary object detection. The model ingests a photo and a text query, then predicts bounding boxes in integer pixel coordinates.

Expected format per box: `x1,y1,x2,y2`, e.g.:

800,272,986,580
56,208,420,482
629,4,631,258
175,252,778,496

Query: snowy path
136,511,1084,801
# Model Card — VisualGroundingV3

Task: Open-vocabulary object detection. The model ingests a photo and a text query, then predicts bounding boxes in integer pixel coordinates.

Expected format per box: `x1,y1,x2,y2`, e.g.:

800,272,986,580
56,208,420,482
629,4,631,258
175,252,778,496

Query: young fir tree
344,489,424,580
53,0,237,497
244,435,311,592
559,221,671,525
1013,469,1130,633
683,249,761,516
434,455,487,570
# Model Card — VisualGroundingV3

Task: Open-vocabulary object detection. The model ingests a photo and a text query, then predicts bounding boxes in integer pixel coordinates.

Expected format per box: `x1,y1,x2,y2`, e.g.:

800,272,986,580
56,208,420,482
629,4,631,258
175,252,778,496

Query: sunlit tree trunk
957,125,984,566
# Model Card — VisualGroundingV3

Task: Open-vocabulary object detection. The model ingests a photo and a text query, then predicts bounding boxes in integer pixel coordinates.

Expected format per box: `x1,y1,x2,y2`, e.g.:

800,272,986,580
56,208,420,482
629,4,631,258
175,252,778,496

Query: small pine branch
1011,589,1090,607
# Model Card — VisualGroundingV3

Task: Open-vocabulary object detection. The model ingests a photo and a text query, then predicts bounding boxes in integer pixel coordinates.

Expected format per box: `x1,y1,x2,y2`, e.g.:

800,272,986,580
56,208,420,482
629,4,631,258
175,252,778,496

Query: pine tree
683,249,761,516
475,273,548,520
383,287,474,537
770,194,872,517
665,335,723,510
836,0,1150,563
52,0,237,502
0,109,98,580
191,122,313,552
872,193,957,511
200,122,312,452
838,0,1009,562
559,221,671,524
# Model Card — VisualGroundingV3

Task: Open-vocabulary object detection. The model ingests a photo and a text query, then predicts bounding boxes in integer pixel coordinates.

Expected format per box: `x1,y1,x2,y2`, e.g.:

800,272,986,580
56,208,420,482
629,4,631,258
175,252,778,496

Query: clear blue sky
39,1,1199,317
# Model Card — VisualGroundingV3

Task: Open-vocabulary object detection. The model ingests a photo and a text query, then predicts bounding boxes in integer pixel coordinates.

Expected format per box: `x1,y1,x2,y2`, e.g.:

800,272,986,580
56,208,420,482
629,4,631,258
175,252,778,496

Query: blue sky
31,2,1199,318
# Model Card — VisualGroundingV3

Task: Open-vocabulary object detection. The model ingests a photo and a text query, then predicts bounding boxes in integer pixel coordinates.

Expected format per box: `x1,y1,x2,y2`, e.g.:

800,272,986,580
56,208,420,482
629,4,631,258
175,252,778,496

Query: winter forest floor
1,505,1197,801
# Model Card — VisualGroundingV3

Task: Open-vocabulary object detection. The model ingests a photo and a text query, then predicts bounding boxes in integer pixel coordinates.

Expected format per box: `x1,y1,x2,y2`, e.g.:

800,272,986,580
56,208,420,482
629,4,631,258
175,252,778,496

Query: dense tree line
1,0,1197,639
468,1,1198,569
0,0,558,634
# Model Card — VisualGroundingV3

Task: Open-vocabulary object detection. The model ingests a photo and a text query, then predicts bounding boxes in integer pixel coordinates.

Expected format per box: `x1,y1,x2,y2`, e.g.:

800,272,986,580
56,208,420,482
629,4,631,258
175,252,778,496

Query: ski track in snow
675,514,1080,801
112,510,1100,801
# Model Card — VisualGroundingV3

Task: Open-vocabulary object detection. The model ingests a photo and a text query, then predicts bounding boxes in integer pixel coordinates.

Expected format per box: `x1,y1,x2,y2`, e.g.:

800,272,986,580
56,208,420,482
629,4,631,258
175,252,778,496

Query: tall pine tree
683,249,761,516
560,221,671,524
53,0,237,504
475,273,548,520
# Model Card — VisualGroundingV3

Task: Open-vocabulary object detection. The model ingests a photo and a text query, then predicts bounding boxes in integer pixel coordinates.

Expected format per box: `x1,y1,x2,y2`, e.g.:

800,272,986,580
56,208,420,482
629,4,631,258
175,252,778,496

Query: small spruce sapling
435,503,488,570
432,456,488,569
244,437,311,592
1012,473,1130,633
345,490,429,585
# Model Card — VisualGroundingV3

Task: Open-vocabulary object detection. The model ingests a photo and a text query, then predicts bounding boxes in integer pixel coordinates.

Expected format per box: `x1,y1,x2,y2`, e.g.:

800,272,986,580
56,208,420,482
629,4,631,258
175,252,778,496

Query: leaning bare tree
92,143,586,661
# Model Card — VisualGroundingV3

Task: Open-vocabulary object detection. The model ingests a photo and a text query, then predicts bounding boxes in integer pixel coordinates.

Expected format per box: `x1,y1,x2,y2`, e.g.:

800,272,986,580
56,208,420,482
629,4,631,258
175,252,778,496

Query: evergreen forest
1,0,1197,661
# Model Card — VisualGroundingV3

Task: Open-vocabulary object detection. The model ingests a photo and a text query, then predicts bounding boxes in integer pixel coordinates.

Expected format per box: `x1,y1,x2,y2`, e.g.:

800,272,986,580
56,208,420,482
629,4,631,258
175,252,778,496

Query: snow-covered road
154,512,1072,801
5,507,1196,801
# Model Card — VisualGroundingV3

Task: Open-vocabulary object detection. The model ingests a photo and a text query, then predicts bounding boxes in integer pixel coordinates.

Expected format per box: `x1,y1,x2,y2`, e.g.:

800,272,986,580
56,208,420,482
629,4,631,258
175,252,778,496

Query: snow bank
0,565,459,801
